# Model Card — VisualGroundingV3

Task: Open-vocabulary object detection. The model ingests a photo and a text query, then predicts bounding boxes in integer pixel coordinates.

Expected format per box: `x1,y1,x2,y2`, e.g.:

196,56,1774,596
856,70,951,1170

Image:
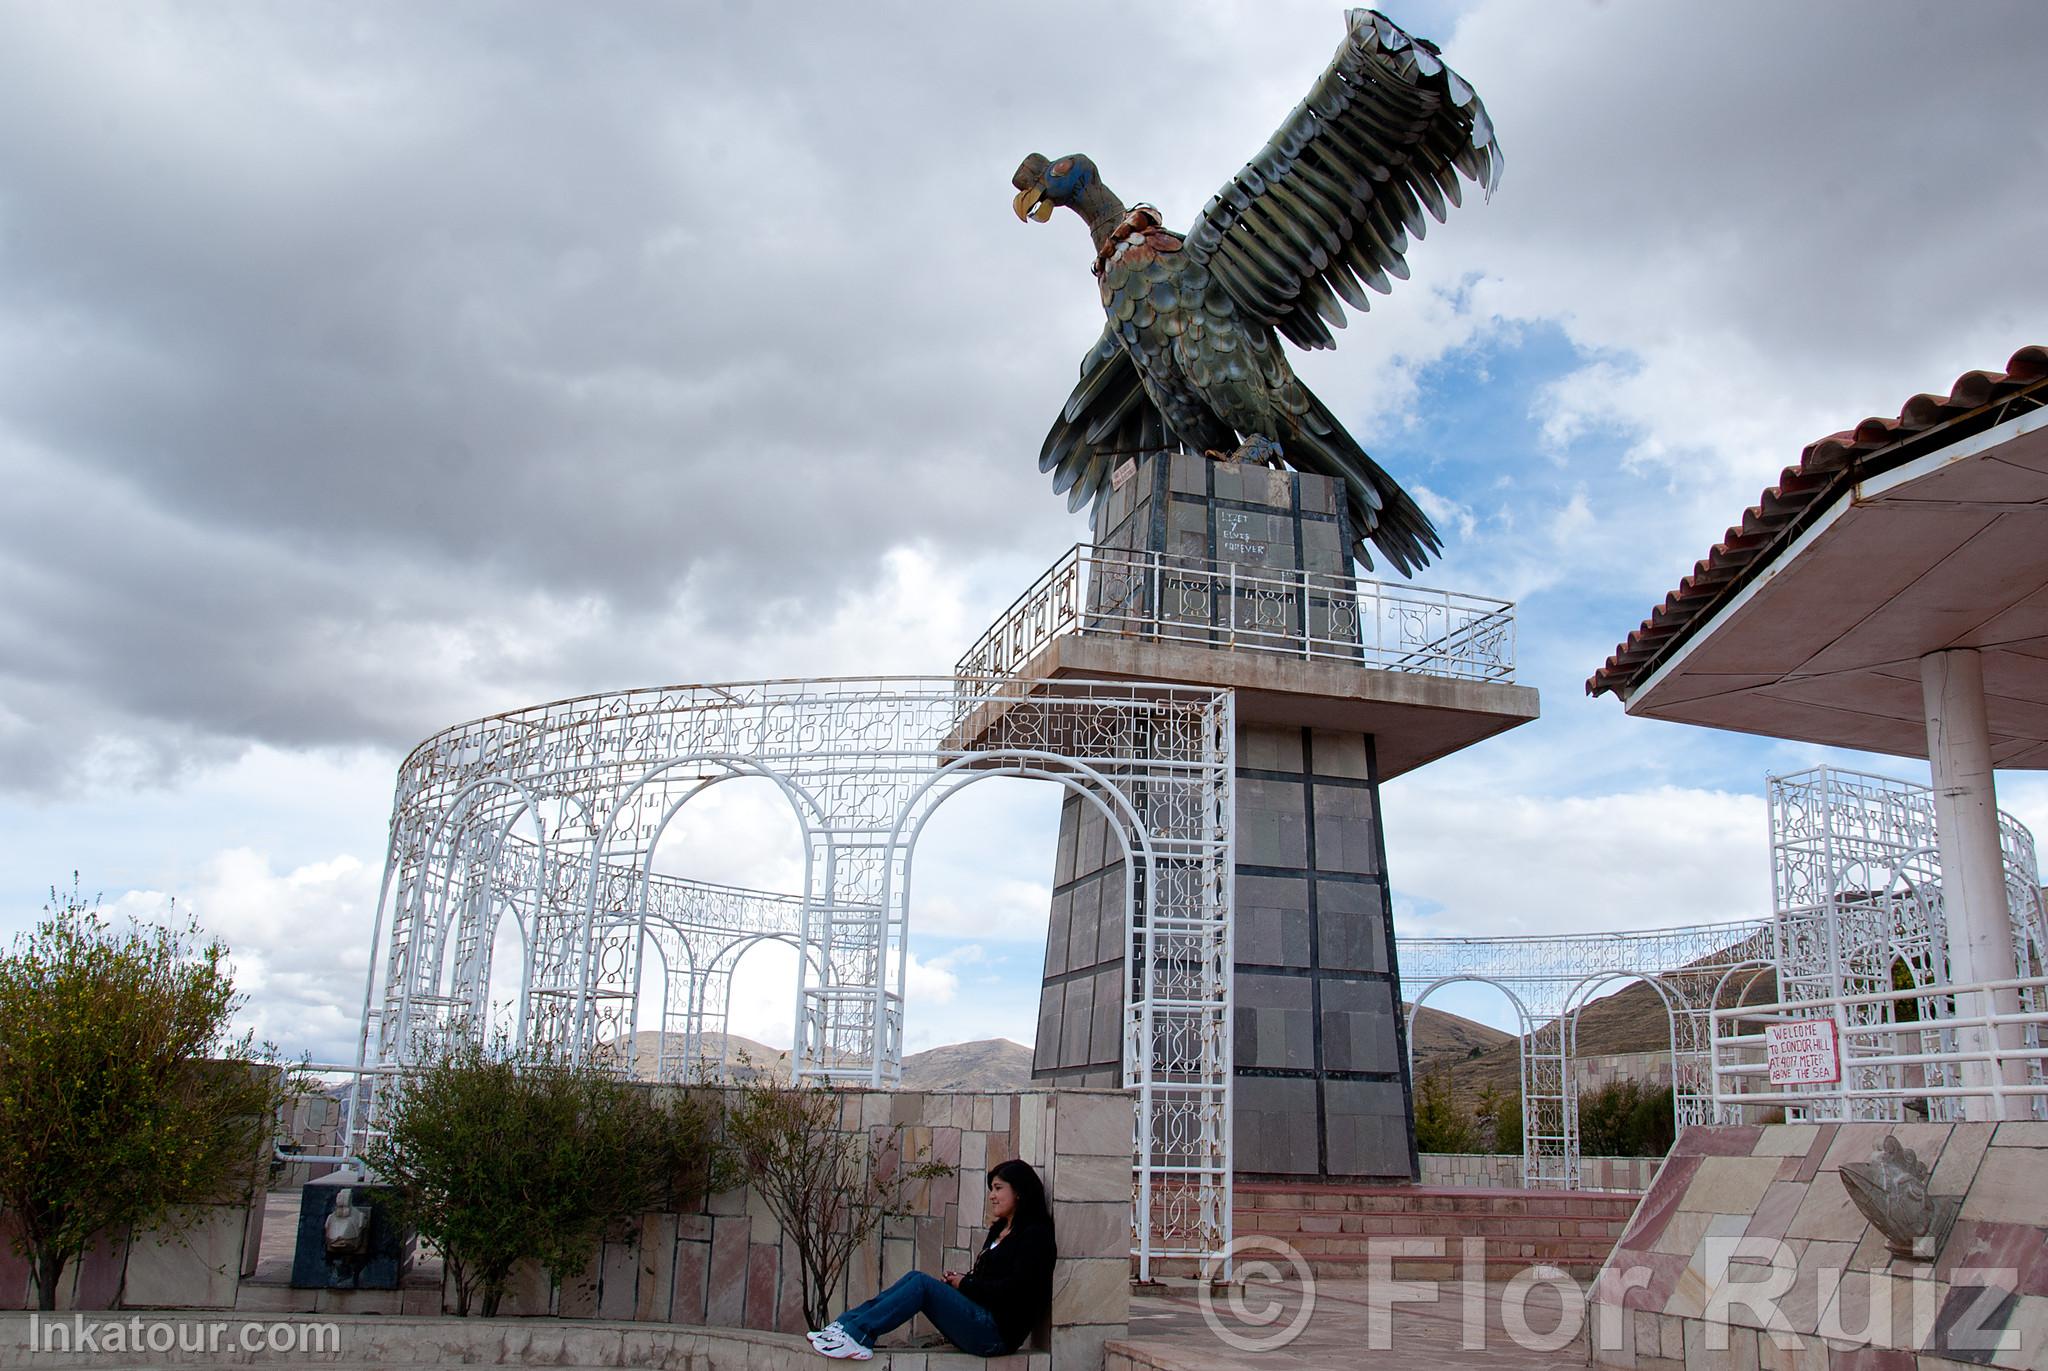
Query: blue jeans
834,1271,1011,1356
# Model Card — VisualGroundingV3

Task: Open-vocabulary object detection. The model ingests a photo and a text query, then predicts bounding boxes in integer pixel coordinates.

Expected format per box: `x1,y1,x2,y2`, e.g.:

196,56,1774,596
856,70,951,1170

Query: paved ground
246,1192,1594,1368
248,1192,305,1284
1121,1274,1596,1371
4,1285,1599,1370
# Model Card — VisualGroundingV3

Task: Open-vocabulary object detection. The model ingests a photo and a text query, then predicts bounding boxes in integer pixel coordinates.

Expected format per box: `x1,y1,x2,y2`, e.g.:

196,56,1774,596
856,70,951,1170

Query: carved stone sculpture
322,1186,371,1258
1838,1135,1958,1261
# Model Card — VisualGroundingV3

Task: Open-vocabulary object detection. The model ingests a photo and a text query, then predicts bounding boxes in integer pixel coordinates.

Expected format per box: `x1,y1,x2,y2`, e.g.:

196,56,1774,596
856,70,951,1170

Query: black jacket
955,1220,1056,1350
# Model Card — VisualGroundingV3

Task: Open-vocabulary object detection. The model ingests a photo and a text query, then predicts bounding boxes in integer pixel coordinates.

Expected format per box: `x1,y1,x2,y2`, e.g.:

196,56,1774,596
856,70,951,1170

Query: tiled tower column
1030,452,1417,1181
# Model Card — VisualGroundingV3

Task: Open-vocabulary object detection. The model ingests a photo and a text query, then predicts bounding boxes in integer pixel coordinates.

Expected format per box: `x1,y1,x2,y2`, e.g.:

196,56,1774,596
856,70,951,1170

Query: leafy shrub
369,1036,722,1316
0,880,283,1310
1576,1080,1676,1157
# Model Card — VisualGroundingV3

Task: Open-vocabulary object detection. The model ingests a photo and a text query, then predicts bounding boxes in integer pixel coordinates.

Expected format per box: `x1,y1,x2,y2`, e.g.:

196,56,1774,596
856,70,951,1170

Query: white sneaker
813,1328,872,1360
806,1324,845,1347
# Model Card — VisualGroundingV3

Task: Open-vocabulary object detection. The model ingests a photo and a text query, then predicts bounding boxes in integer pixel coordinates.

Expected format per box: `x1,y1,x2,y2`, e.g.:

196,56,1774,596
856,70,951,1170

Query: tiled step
1239,1209,1629,1237
1145,1183,1644,1282
232,1279,445,1315
1232,1181,1641,1215
1151,1249,1613,1280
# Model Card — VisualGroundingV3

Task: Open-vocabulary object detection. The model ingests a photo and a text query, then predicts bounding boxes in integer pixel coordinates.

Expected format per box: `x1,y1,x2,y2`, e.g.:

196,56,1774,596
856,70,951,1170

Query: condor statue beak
1012,186,1054,222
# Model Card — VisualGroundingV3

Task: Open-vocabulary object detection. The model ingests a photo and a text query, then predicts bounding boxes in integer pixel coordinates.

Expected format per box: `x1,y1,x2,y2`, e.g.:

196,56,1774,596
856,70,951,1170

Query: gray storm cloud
0,0,2042,795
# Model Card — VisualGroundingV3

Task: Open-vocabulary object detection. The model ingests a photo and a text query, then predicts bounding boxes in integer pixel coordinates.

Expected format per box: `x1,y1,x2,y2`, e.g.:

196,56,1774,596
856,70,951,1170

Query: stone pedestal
290,1172,411,1291
1093,448,1353,576
1031,451,1418,1181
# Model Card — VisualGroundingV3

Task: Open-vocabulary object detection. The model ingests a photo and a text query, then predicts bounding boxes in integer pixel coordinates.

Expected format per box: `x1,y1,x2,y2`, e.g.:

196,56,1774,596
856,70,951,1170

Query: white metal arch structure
356,675,1236,1272
1396,919,1773,1187
1766,765,2046,1120
426,825,814,1078
672,930,820,1081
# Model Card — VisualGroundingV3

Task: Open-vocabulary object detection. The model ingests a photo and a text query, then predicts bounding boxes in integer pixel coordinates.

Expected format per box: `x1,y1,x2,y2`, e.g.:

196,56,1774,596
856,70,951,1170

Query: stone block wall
482,1088,1130,1371
271,1092,346,1189
1417,1151,1662,1193
1032,796,1131,1091
3,1083,1129,1371
1588,1120,2048,1370
1036,450,1416,1182
1090,451,1350,584
1575,1051,1678,1094
1228,723,1411,1181
1085,450,1360,662
0,1202,262,1312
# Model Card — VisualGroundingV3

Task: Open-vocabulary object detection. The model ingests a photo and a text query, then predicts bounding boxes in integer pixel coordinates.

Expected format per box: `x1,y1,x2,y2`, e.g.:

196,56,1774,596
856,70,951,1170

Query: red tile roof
1588,345,2048,699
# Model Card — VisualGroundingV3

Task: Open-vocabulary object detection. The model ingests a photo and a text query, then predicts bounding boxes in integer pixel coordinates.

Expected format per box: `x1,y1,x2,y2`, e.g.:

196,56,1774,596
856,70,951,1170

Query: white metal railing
955,543,1516,683
1710,975,2048,1121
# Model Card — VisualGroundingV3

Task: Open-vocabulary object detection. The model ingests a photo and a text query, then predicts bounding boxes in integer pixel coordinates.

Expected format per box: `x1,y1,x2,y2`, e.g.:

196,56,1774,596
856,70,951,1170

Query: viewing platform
956,541,1536,779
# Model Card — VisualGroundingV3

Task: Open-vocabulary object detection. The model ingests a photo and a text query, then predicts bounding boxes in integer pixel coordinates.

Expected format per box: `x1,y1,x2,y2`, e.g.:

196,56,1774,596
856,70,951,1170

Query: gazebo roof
1588,345,2048,767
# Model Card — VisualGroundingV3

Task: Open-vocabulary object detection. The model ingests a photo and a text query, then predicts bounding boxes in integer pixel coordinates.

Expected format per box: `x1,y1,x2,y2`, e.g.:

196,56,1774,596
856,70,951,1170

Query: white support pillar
1920,648,2024,1119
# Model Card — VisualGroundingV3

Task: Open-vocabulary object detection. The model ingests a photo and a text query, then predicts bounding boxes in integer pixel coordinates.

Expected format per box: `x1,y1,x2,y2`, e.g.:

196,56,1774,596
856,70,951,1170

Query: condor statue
1013,8,1500,576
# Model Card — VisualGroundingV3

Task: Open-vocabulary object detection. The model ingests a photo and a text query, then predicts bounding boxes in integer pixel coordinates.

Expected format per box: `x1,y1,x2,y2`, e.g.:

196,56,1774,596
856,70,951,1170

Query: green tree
1411,1071,1477,1154
1627,1082,1677,1157
0,880,282,1310
724,1076,952,1329
369,1035,722,1317
1576,1080,1676,1157
1473,1083,1523,1155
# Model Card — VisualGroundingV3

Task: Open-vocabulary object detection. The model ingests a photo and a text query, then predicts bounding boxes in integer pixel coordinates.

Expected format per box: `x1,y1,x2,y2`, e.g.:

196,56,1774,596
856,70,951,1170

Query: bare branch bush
723,1075,953,1329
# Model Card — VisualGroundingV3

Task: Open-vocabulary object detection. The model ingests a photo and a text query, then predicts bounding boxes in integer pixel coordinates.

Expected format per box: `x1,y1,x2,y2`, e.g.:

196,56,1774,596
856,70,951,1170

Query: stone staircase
1153,1183,1642,1281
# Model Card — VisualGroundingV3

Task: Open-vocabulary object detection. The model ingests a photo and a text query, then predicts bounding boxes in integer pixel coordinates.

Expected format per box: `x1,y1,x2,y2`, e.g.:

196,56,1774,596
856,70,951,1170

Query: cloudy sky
2,1,2044,1061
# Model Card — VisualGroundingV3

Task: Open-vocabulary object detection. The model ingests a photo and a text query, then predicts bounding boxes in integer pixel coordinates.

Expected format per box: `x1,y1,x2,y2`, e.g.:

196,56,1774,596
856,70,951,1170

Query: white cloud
1545,486,1595,549
909,880,1053,943
1385,783,1770,938
903,949,962,1007
720,939,802,1049
1413,485,1478,541
109,847,380,1062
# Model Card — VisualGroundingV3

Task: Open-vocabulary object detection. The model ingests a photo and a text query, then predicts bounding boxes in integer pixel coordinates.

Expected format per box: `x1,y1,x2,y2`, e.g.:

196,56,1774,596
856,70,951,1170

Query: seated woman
810,1159,1056,1360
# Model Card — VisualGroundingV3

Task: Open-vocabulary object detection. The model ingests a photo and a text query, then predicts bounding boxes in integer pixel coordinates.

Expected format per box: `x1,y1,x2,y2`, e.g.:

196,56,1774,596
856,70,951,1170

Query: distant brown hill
901,1038,1033,1091
1415,964,1782,1101
626,1030,790,1082
622,983,1752,1106
627,1016,1512,1092
624,1032,1032,1091
1406,1003,1515,1077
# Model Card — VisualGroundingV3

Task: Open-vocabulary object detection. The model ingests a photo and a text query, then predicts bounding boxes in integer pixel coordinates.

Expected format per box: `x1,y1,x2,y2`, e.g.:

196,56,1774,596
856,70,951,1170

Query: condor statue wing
1182,8,1501,352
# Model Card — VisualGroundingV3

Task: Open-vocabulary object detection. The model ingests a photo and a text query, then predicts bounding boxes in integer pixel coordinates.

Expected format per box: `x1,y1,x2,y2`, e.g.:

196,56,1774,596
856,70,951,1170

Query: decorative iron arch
384,774,593,1060
598,756,827,1067
1406,974,1534,1046
702,929,824,1077
1765,766,2046,1123
356,674,1236,1275
1396,920,1774,1187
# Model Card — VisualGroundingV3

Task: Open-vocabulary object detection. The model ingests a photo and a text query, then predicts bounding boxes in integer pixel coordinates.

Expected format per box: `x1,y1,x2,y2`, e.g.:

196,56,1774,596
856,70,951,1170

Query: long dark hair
986,1158,1053,1240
